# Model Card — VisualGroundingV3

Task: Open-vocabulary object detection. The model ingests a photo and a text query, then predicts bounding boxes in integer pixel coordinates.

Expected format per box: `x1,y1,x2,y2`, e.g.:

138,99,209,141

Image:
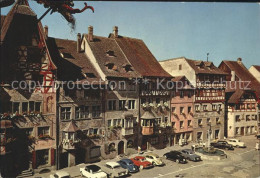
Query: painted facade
171,76,194,145
160,57,226,142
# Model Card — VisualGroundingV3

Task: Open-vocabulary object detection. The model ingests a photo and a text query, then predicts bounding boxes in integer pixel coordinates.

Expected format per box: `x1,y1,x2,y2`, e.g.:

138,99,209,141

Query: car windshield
87,165,101,173
113,165,121,169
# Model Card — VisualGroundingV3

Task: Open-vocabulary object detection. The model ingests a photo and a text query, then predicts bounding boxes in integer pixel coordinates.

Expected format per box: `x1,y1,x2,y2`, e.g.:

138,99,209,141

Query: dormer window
85,73,96,78
123,64,133,72
106,50,115,57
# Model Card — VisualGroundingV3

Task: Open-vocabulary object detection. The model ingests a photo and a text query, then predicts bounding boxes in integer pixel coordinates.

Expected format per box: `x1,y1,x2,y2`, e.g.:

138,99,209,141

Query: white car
227,139,246,148
145,153,165,166
80,164,107,178
50,171,70,178
101,161,129,177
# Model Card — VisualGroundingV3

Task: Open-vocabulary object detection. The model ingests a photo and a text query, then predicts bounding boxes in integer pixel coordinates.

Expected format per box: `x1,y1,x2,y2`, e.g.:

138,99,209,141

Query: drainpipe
56,85,60,170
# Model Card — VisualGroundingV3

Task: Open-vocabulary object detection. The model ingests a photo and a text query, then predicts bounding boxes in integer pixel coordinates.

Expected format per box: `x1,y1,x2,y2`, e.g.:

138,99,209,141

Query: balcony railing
142,126,154,135
122,127,134,136
62,139,80,150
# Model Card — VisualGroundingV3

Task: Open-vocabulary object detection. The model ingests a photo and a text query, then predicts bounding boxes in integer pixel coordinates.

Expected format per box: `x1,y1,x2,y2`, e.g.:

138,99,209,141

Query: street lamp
207,120,212,151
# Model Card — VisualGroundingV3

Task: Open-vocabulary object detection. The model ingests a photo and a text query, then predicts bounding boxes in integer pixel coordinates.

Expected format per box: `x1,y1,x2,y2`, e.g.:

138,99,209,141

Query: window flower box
38,134,52,140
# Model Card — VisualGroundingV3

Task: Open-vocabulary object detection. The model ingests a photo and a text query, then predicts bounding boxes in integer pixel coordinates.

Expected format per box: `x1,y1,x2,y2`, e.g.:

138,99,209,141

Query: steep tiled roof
47,37,104,84
1,2,36,42
85,34,141,79
172,76,194,89
227,89,244,103
221,60,260,95
185,58,227,75
63,121,79,132
112,35,172,78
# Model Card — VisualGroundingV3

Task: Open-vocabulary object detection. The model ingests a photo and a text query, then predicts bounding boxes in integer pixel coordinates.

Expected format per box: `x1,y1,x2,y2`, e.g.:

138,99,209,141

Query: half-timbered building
160,57,226,142
0,1,56,176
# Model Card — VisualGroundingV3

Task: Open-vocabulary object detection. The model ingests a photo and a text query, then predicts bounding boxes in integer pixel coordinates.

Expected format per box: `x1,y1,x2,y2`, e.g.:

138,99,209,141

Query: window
38,127,49,136
180,121,184,129
212,104,217,111
180,107,184,114
179,64,182,70
195,105,200,112
119,81,126,91
151,137,159,145
13,102,20,113
188,107,191,113
247,104,251,109
235,104,240,110
180,91,184,98
172,122,176,129
75,106,89,119
92,106,101,118
235,115,240,122
128,100,135,110
141,98,146,104
207,118,210,124
61,107,71,120
107,120,112,127
188,91,192,98
246,115,250,121
188,120,192,127
32,102,40,113
252,104,255,109
24,128,33,136
156,98,160,104
216,117,220,123
108,100,116,110
22,102,28,113
198,119,202,126
172,107,176,113
119,100,126,110
203,105,207,111
29,101,35,112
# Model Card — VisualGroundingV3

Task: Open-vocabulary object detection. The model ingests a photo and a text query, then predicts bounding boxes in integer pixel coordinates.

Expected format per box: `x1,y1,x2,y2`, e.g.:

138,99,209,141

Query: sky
1,1,260,68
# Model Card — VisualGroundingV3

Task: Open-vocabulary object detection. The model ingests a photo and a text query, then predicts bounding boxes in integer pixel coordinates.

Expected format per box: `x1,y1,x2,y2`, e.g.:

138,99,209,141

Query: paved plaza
34,135,260,178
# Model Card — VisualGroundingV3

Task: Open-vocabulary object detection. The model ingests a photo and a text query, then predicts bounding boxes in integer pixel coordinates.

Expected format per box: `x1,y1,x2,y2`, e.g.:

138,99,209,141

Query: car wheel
176,159,180,163
140,165,144,170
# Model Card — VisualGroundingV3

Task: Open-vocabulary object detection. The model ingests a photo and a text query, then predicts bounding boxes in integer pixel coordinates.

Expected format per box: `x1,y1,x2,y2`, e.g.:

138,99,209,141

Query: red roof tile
112,35,172,78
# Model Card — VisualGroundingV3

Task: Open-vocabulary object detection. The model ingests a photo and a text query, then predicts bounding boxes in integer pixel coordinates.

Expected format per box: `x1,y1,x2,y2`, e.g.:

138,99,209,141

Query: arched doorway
118,141,124,155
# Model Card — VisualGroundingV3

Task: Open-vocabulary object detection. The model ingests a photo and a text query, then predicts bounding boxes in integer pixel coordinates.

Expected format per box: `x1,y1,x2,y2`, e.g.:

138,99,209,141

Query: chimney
88,26,93,42
237,57,242,64
44,25,48,37
231,71,235,81
113,26,118,38
77,33,81,53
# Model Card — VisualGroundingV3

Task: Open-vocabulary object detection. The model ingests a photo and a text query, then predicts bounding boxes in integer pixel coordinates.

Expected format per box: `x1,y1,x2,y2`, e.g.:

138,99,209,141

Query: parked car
145,153,165,166
163,151,187,164
117,159,139,173
101,162,129,178
80,164,107,178
180,149,202,162
131,156,154,170
227,139,246,148
211,140,234,150
50,171,70,178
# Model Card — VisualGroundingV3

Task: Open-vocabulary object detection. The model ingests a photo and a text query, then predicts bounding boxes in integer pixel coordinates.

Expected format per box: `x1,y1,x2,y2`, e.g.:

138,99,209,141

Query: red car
131,156,154,170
